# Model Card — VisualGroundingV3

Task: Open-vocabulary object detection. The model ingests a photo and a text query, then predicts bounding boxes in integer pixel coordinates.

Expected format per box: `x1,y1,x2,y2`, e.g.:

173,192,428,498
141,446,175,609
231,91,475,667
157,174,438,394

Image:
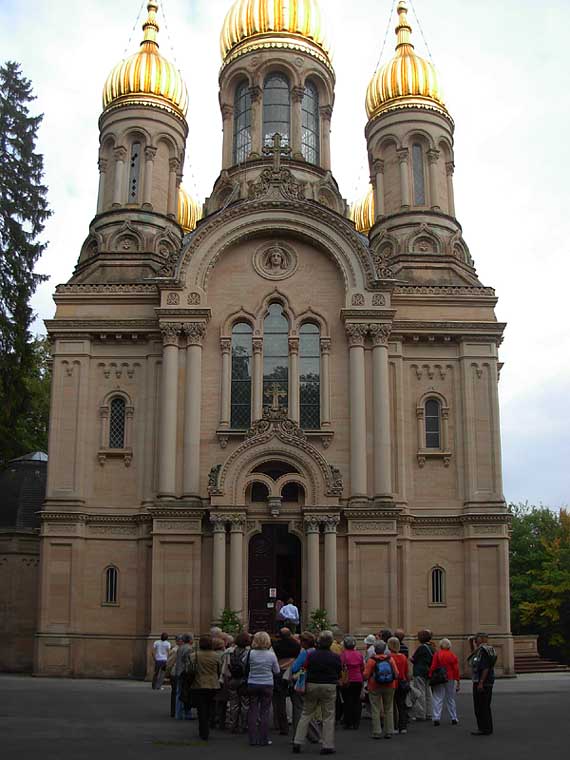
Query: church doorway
248,525,302,633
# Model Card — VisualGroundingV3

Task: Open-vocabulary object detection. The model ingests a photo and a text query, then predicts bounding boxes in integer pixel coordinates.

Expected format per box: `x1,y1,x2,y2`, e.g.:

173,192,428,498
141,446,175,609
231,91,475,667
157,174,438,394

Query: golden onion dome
103,2,188,119
350,186,375,235
177,186,202,233
366,1,449,122
220,0,332,71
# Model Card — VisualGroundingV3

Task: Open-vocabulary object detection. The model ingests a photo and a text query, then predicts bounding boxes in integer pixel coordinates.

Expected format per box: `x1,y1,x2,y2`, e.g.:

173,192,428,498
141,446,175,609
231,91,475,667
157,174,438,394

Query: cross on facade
262,133,292,173
266,382,287,411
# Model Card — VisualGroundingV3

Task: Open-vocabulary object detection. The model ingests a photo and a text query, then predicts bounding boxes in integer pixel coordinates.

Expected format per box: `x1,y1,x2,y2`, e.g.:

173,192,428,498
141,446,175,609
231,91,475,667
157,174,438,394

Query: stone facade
33,0,513,678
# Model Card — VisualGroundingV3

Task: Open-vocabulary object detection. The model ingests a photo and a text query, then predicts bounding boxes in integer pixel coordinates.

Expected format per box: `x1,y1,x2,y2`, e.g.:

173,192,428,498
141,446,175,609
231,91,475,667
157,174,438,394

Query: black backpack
229,648,246,679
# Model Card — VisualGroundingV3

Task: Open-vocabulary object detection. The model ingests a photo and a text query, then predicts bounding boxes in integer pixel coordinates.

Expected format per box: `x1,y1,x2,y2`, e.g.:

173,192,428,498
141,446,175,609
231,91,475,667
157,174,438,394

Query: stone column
229,516,245,617
142,146,157,209
252,337,263,420
112,146,127,207
211,516,227,622
97,157,108,214
320,337,331,428
221,104,234,169
305,518,321,615
323,517,339,624
291,86,305,160
427,149,441,210
319,106,333,171
397,148,410,209
489,357,505,499
183,321,207,497
158,323,181,498
250,86,263,157
372,159,385,219
370,324,392,501
220,337,232,428
446,161,456,217
167,157,180,219
346,324,369,500
289,336,300,424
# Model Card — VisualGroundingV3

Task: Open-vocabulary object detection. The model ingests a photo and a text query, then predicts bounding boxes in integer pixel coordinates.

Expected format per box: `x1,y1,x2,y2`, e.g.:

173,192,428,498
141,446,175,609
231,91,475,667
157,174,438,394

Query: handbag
339,664,350,688
429,666,448,687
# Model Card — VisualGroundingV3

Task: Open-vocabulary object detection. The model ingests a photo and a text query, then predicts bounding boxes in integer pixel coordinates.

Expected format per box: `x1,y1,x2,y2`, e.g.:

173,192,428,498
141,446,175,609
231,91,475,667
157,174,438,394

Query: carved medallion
253,242,298,281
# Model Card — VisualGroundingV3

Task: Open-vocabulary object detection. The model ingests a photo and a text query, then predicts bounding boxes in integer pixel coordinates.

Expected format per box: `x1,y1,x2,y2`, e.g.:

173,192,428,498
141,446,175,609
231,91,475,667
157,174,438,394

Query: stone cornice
392,321,506,341
54,283,159,304
45,319,160,338
394,285,495,297
39,512,153,524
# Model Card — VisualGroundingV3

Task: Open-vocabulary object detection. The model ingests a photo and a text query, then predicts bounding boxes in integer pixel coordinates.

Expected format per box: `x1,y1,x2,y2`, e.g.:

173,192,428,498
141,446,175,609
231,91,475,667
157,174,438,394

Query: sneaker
320,750,336,756
399,730,408,735
452,720,458,726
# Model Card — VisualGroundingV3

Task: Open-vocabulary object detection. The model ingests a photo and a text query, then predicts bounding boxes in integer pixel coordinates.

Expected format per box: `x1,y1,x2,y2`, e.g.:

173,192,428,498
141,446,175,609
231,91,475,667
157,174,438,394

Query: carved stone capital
144,146,158,162
169,157,181,173
320,337,331,355
446,161,455,176
345,323,368,348
397,148,409,164
253,337,263,355
228,514,247,532
249,85,262,103
220,337,232,354
291,85,305,103
304,517,321,534
113,146,127,162
183,321,207,346
288,336,299,354
322,515,340,533
221,103,234,120
98,157,108,173
160,322,182,347
427,149,441,164
319,105,333,121
369,323,392,347
210,515,227,533
372,159,385,175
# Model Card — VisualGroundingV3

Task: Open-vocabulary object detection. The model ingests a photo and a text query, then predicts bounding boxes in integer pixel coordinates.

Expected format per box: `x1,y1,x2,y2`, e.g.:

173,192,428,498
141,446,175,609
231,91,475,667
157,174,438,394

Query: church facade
36,0,513,678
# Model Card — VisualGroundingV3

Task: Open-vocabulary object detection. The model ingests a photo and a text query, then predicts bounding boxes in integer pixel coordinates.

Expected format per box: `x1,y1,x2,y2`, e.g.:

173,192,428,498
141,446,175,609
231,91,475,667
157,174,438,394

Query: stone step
515,654,569,674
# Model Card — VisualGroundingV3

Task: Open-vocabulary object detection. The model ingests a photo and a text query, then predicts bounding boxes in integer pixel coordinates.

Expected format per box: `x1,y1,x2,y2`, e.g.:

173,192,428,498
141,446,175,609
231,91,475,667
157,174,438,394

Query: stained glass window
301,81,319,164
263,303,289,414
300,323,320,429
231,323,252,429
105,566,118,604
263,74,290,147
233,80,252,164
412,143,426,206
425,398,441,449
109,397,126,449
431,567,445,604
128,142,141,202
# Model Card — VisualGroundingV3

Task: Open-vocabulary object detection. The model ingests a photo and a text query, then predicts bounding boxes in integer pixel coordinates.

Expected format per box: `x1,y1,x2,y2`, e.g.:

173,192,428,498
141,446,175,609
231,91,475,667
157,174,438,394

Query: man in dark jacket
468,633,497,736
272,628,301,735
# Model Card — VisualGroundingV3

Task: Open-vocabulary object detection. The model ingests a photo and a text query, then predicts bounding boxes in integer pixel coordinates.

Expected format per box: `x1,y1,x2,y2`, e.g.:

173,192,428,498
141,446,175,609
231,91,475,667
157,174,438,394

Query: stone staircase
515,653,569,674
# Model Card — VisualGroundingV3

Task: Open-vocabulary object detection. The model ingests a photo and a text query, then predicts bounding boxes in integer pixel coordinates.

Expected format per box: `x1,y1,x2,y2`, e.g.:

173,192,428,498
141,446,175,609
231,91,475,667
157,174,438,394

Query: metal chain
408,0,436,63
123,0,146,55
373,0,397,73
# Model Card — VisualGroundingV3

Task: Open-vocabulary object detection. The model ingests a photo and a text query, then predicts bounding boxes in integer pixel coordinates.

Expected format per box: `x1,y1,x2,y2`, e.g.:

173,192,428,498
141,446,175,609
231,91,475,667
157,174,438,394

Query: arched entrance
248,525,302,632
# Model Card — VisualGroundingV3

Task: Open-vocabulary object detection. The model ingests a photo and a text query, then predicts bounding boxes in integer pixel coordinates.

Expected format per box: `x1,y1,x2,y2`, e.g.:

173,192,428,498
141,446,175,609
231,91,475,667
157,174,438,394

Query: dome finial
395,1,414,51
142,1,160,47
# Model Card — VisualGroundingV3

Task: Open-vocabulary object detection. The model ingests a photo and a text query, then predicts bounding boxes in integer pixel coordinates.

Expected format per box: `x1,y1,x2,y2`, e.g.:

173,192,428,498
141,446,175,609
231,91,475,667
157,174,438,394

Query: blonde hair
387,636,400,653
440,638,452,650
252,631,272,650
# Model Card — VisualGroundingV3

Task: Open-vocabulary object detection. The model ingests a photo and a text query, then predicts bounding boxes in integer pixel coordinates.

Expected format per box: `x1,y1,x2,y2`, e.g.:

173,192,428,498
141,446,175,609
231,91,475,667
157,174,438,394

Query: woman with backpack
428,638,461,726
363,640,399,739
224,632,251,733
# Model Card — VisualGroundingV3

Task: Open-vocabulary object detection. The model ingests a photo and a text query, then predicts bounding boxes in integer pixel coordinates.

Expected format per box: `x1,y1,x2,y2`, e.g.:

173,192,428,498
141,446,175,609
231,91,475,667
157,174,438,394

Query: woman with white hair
428,638,460,726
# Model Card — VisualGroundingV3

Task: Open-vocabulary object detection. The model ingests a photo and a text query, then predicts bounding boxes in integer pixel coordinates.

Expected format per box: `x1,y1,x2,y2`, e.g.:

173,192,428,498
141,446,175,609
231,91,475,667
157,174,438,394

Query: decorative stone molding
210,514,227,533
166,292,180,305
183,321,207,346
248,167,306,202
144,146,158,162
446,162,455,176
252,337,263,354
160,322,182,347
98,158,108,173
397,148,409,164
393,285,495,297
320,337,331,354
253,241,298,281
113,146,127,162
322,516,340,533
369,323,392,347
345,323,368,347
208,464,223,495
288,336,299,354
351,294,365,306
427,149,441,165
220,337,232,354
372,294,386,306
188,292,201,305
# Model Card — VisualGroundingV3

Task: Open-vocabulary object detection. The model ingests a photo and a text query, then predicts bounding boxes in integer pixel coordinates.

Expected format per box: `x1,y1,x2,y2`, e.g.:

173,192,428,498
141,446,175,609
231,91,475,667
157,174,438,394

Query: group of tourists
153,625,497,749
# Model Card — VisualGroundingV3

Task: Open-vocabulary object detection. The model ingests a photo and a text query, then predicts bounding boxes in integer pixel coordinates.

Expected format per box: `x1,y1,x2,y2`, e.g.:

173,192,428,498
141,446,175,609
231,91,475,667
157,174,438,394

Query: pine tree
0,61,51,466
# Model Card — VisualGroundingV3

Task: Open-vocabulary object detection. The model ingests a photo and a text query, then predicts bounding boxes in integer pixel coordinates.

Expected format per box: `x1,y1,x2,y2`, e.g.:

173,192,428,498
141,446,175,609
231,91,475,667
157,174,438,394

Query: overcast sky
1,0,568,508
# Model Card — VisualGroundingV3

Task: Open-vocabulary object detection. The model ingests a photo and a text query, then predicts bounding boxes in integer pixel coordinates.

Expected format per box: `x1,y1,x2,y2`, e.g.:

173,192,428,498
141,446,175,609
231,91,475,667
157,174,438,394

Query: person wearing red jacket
428,638,461,726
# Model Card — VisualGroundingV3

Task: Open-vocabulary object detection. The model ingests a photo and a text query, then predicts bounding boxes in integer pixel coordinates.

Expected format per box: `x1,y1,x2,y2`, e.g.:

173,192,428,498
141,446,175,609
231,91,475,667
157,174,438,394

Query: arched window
263,303,289,414
430,566,446,605
231,322,253,429
412,143,426,206
281,483,305,505
105,566,119,605
233,80,252,164
128,142,141,202
301,81,320,164
263,74,290,146
299,323,320,429
250,482,269,503
109,397,126,449
425,398,442,449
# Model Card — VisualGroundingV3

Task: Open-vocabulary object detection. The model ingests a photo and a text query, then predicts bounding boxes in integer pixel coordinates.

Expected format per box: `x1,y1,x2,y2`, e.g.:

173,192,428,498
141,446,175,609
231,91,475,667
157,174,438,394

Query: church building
36,0,513,678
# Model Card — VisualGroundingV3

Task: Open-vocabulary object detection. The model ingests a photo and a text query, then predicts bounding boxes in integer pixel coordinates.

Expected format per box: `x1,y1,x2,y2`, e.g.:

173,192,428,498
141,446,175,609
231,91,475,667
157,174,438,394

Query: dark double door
248,524,302,632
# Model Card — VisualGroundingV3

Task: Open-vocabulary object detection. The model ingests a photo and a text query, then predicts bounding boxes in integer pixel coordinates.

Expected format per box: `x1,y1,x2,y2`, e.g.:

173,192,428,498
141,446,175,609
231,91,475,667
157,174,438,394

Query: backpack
480,645,498,668
229,648,246,679
374,657,394,684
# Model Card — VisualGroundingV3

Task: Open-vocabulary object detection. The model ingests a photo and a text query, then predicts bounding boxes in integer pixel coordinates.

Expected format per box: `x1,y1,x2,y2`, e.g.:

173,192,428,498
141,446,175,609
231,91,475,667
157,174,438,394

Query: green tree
0,61,51,465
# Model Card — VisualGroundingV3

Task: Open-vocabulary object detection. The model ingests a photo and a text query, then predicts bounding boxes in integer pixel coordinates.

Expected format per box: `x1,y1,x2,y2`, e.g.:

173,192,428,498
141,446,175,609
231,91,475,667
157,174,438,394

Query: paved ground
0,673,568,760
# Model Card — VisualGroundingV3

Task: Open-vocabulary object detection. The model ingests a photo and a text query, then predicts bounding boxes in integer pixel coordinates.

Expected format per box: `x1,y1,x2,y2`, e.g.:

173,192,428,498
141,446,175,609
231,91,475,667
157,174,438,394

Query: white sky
1,0,568,508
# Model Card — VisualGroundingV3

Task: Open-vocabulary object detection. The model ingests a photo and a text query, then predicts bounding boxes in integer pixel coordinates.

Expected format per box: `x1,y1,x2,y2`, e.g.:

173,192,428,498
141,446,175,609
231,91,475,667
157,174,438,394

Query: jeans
248,685,274,745
412,676,433,719
369,687,395,737
294,683,337,750
432,682,458,722
473,683,493,734
342,682,363,728
175,679,193,720
191,688,216,740
152,661,167,690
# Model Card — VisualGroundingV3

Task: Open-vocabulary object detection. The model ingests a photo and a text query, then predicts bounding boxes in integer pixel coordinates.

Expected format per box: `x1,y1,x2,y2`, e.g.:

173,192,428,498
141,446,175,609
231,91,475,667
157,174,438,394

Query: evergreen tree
0,61,51,466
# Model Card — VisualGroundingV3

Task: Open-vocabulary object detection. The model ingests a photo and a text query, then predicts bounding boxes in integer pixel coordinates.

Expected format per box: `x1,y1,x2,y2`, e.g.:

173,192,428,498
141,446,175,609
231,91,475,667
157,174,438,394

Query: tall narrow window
299,323,320,429
263,303,289,414
231,323,253,429
105,566,118,604
233,80,252,164
109,397,126,449
263,74,290,146
431,567,445,605
301,81,320,164
425,398,441,449
412,143,426,206
128,142,141,202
